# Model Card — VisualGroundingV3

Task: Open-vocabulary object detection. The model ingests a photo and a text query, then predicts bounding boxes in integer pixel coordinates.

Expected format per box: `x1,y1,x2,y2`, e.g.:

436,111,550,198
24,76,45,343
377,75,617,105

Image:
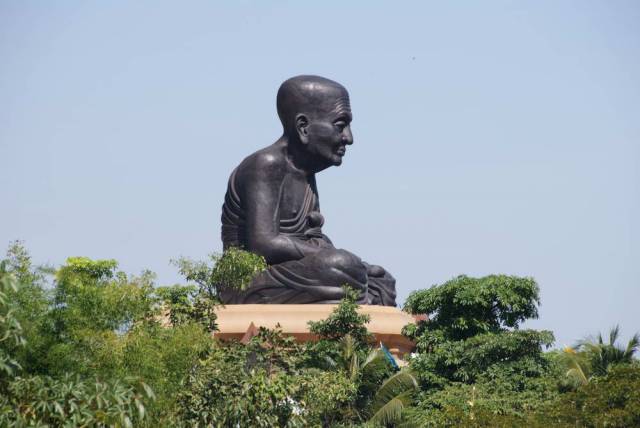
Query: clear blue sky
1,1,638,347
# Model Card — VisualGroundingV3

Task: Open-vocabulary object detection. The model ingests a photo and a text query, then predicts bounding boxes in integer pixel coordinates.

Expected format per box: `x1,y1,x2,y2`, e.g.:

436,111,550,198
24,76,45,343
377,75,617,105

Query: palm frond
623,333,640,361
609,325,620,346
349,352,360,381
559,348,590,385
370,371,418,415
368,391,413,427
338,334,359,379
566,367,588,386
361,349,387,379
323,355,337,369
340,334,356,361
362,348,385,369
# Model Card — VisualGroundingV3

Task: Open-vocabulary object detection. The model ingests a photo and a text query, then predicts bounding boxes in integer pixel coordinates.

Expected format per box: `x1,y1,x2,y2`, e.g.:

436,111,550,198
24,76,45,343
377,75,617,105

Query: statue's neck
282,135,330,175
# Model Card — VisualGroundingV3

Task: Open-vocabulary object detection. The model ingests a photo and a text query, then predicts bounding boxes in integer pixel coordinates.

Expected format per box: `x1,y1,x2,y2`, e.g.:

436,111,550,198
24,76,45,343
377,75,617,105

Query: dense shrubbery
1,242,638,427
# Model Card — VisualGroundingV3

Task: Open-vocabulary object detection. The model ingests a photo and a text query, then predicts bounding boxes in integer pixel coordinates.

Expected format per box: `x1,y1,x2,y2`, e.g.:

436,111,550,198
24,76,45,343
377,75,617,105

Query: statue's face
299,89,353,168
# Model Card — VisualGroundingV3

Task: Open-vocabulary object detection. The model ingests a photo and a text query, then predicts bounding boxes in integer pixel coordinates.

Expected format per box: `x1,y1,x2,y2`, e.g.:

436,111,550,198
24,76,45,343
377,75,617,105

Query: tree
2,241,51,375
171,247,267,332
326,334,417,426
0,374,154,428
557,325,640,389
308,286,371,345
0,261,26,381
539,364,640,427
403,274,541,343
173,247,267,297
402,275,556,424
577,325,639,377
0,249,156,427
177,328,314,427
366,369,417,427
403,275,553,385
307,290,418,426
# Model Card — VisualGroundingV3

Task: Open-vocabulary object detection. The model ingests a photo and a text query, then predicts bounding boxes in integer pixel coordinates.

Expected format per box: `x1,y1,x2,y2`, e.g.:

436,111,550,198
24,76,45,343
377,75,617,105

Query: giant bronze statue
220,76,396,306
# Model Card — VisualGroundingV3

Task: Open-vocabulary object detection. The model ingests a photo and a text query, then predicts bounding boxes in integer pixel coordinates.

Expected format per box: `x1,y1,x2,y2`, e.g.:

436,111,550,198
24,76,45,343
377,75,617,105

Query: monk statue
219,75,396,306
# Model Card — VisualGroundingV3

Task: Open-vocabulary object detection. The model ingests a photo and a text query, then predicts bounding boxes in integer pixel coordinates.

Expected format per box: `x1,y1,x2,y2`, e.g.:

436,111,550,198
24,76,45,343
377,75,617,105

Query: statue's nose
343,127,353,145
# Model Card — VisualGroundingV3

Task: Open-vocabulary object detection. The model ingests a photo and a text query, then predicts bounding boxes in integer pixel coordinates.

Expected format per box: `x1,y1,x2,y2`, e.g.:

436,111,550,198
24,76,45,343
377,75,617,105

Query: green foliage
539,364,640,427
0,243,215,424
367,370,417,426
176,324,415,427
116,321,211,417
404,274,540,342
404,274,558,426
403,357,562,426
173,247,267,296
155,284,199,326
308,286,371,345
321,334,415,425
212,247,268,291
403,275,551,383
414,363,640,427
411,329,554,385
4,240,52,287
155,284,218,332
0,244,161,427
41,258,157,377
0,261,26,380
1,243,51,376
555,346,592,389
3,242,638,427
53,257,155,334
577,325,639,377
0,374,154,427
179,364,306,427
177,329,313,427
554,325,640,393
296,369,358,426
170,248,267,332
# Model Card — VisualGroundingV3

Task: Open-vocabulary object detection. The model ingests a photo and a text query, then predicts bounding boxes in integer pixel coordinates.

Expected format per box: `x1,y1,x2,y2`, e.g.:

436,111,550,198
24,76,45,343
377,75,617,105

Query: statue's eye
334,121,347,131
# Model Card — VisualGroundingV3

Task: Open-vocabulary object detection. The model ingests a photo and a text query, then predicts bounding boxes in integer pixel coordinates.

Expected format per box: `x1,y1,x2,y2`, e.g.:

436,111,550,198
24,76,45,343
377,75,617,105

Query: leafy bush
0,243,213,424
540,364,640,427
403,274,541,342
2,242,638,427
403,274,557,425
308,286,371,345
0,374,154,428
177,329,311,427
403,357,562,426
0,261,26,380
410,330,554,385
173,247,267,294
169,247,267,332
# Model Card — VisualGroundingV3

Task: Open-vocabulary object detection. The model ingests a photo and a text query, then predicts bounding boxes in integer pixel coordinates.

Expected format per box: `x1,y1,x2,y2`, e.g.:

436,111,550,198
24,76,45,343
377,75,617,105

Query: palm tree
329,335,418,426
578,325,639,377
366,370,418,426
560,325,640,387
558,346,591,387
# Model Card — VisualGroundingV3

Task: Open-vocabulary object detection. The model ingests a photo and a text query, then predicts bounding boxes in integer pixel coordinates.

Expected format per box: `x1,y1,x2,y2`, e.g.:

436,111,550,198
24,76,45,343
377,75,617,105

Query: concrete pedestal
213,304,416,361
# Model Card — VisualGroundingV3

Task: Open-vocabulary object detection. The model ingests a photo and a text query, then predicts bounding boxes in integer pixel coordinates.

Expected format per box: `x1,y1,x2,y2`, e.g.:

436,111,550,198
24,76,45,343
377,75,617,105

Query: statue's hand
366,264,385,278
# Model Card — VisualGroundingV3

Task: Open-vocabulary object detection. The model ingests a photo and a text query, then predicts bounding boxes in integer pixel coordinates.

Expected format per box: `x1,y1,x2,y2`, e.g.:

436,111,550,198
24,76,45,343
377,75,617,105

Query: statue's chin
310,154,343,170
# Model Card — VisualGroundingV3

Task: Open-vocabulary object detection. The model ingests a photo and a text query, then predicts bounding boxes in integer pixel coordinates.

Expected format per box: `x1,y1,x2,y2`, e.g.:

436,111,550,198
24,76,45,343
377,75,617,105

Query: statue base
213,304,416,363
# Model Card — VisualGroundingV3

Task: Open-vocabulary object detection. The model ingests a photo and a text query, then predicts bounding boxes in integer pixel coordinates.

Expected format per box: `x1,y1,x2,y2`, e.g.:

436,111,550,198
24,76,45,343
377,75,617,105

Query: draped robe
219,168,397,305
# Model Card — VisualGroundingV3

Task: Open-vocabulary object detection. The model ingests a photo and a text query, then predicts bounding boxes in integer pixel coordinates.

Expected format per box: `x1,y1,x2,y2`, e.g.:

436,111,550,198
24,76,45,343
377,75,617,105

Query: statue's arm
241,158,321,265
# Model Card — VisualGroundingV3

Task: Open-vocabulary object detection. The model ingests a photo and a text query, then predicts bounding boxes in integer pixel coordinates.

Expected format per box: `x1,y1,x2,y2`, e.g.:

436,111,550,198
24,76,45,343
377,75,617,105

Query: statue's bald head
276,75,350,134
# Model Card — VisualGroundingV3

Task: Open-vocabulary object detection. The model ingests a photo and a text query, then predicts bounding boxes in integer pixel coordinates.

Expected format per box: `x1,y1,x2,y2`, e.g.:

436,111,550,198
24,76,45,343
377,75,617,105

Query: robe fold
220,168,397,306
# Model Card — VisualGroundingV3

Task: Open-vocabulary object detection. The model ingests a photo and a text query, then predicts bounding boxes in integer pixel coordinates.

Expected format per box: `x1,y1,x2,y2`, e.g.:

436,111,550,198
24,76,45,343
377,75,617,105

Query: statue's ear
295,114,309,144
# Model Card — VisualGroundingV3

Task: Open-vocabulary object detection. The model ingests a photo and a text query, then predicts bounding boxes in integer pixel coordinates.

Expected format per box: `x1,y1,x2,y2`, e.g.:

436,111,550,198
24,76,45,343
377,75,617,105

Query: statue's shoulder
235,143,287,184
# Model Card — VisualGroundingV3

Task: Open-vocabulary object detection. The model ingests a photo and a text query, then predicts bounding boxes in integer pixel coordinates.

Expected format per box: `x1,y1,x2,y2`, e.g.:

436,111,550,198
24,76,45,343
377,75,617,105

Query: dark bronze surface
220,76,396,306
